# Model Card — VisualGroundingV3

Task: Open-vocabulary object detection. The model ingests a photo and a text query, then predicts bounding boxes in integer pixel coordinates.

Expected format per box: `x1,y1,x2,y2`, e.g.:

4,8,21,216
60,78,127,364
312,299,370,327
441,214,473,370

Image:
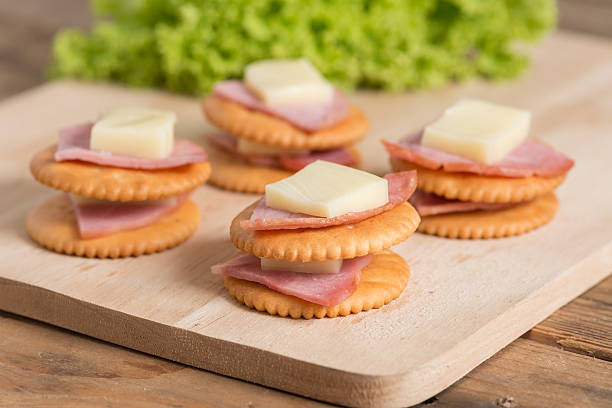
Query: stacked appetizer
383,99,574,239
202,59,368,193
212,161,420,319
27,107,210,258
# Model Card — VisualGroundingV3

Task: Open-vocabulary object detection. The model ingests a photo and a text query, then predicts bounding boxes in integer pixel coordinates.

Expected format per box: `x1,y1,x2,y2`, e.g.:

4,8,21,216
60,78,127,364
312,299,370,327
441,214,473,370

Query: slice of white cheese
261,258,343,274
244,58,334,106
237,137,309,156
265,160,389,218
422,99,531,164
90,107,177,159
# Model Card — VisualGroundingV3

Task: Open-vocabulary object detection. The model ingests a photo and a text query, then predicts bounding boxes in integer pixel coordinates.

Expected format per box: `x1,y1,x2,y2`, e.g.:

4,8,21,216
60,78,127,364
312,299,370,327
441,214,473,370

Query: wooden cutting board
1,32,611,408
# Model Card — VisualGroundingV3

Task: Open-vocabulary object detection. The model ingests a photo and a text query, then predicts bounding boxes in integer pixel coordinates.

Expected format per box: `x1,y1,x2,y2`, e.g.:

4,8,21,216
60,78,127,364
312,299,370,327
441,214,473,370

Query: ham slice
55,122,208,169
206,132,281,168
240,171,417,230
206,131,240,153
410,190,515,217
213,80,350,132
278,148,354,171
70,193,189,239
244,154,280,168
212,253,372,306
382,133,574,178
206,132,355,171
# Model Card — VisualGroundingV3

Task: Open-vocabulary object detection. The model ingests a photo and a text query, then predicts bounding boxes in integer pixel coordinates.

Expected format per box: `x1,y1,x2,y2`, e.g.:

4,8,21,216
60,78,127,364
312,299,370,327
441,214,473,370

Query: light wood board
0,32,611,408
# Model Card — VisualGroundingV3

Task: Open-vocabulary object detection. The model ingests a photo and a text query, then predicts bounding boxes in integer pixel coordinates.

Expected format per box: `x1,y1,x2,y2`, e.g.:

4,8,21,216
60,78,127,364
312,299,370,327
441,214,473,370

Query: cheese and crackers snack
383,99,574,239
27,107,211,257
212,161,420,318
202,59,368,193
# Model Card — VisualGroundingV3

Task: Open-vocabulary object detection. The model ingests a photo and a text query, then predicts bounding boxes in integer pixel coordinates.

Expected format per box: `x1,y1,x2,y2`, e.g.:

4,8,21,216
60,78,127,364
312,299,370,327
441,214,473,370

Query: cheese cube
422,99,531,164
261,258,343,274
90,107,176,159
244,59,334,106
237,138,309,156
265,160,389,218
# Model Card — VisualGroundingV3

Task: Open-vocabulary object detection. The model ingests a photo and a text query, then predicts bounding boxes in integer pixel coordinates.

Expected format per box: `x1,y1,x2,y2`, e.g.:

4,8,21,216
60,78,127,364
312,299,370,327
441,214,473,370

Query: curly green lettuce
51,0,556,94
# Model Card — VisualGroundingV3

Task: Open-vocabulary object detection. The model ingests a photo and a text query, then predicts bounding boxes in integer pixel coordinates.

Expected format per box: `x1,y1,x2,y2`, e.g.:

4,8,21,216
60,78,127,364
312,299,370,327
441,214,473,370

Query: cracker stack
384,99,574,239
391,159,562,238
201,59,368,193
27,113,210,258
214,164,421,319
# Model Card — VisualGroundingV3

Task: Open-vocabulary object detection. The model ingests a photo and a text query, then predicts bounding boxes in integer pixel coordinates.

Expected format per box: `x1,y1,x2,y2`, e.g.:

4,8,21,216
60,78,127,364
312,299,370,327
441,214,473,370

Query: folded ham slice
410,190,515,217
278,148,354,171
213,80,350,132
212,253,372,306
206,132,355,171
382,133,573,178
70,192,189,239
206,131,239,153
240,171,417,230
55,122,208,169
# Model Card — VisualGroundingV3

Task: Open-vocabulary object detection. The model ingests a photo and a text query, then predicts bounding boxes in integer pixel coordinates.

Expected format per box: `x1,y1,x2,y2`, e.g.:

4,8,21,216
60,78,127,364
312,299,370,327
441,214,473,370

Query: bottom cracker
207,144,361,194
223,250,410,319
26,194,200,258
418,192,558,239
207,145,293,194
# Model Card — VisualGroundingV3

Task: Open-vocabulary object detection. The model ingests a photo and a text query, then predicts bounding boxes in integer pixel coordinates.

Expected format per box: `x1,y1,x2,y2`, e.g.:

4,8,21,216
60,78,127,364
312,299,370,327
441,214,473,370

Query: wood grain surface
1,2,611,408
559,0,612,38
1,30,612,407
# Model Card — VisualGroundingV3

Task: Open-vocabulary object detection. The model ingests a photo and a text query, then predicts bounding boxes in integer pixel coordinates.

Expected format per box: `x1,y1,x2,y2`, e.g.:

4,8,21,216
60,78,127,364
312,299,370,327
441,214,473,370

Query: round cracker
223,249,410,319
390,157,565,203
230,201,420,262
207,144,361,194
208,146,295,194
31,146,211,202
203,95,368,150
418,192,558,239
26,194,200,258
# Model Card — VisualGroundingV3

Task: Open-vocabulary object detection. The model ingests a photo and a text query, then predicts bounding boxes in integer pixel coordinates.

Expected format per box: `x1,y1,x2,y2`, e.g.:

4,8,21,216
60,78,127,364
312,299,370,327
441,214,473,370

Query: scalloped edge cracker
223,250,410,319
418,193,558,239
31,146,211,202
26,194,200,258
230,201,420,262
203,95,368,149
391,157,565,203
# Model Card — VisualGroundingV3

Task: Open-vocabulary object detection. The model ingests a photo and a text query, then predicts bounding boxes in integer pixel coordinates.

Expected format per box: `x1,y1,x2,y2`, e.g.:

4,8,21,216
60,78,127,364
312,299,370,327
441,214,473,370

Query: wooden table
1,3,611,407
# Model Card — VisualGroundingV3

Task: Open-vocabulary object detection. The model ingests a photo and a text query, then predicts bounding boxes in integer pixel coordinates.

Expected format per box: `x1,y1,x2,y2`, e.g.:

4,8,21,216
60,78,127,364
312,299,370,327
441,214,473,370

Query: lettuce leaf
51,0,556,94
